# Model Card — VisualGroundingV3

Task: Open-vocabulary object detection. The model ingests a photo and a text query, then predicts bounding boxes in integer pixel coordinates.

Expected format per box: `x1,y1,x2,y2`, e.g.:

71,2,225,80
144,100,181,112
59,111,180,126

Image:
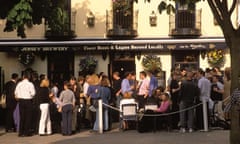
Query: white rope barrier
140,103,203,117
102,102,203,117
97,96,231,133
101,96,231,117
102,103,121,112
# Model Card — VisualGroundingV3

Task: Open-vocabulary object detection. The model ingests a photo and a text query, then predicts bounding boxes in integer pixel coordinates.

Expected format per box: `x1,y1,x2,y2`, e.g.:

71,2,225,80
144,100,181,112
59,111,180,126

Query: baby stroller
209,101,230,130
119,98,138,131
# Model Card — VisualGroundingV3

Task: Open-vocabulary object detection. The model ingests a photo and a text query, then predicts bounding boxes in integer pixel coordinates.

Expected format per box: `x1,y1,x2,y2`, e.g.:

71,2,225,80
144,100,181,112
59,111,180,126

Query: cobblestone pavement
0,127,229,144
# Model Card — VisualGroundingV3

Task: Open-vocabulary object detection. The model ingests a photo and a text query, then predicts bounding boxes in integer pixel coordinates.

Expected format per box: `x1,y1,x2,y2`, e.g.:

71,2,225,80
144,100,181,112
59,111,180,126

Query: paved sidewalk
0,127,229,144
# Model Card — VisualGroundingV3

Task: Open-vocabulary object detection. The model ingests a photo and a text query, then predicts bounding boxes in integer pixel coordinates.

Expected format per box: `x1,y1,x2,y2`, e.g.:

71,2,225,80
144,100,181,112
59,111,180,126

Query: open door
48,52,74,86
110,52,136,79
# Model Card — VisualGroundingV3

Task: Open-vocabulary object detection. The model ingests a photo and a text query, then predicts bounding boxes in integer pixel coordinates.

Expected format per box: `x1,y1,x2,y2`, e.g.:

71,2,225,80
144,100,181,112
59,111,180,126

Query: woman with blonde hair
38,78,52,136
87,74,101,131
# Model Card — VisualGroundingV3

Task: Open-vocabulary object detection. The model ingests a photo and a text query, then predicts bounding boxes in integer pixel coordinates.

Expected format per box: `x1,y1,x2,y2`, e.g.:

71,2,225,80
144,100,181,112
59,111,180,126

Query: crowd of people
2,66,230,137
3,69,114,137
167,67,230,132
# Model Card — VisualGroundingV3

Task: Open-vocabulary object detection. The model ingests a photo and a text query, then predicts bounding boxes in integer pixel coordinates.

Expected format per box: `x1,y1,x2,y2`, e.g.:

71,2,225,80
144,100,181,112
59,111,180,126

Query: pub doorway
48,52,74,87
110,52,136,79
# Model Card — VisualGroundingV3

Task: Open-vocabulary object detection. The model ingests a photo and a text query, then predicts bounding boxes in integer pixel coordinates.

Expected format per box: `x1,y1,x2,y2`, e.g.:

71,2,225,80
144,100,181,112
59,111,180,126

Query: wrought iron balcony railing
169,9,201,38
106,10,138,38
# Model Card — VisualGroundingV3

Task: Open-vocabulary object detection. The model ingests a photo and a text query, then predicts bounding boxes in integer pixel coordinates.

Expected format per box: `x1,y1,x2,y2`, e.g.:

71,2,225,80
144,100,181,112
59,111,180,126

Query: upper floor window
106,0,138,38
45,0,75,39
169,3,201,38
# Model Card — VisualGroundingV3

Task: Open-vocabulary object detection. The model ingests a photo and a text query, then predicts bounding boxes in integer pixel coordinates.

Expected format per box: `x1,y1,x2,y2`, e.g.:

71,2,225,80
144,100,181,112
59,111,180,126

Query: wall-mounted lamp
87,11,95,27
149,11,157,27
102,51,107,60
200,50,207,60
136,51,142,61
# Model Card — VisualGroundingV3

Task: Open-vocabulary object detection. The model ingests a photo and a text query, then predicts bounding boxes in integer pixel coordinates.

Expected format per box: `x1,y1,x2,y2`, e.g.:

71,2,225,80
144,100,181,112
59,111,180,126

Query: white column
203,99,209,132
98,99,103,134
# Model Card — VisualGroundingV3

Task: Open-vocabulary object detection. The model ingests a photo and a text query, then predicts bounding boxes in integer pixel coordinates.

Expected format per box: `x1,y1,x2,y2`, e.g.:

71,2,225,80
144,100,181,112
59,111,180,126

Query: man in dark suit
179,72,199,133
4,73,19,132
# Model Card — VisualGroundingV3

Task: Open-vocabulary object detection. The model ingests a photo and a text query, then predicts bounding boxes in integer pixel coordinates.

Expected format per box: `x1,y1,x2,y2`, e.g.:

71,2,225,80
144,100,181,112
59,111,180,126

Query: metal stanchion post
203,99,209,132
98,99,103,134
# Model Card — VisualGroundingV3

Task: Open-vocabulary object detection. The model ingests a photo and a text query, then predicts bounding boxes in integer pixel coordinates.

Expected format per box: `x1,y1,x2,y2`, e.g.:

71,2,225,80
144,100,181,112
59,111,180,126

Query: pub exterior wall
0,0,233,85
0,0,235,38
0,52,47,80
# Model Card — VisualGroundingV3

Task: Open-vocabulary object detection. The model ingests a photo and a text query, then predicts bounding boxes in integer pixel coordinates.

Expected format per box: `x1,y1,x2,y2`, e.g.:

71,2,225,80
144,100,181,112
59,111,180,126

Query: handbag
123,92,132,98
0,94,6,108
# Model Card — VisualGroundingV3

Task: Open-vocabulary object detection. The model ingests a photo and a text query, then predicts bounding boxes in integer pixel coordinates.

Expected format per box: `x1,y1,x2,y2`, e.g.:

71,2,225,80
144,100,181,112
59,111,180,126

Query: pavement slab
0,128,229,144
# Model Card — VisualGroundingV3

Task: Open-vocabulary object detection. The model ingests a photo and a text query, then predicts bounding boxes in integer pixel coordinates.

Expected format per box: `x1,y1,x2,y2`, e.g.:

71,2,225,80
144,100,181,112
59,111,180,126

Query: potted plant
79,56,98,76
207,49,225,67
142,55,162,75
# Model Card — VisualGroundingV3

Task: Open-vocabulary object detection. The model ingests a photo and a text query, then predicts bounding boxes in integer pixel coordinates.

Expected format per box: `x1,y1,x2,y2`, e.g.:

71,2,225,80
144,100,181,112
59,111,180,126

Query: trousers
62,104,73,135
93,108,109,131
19,99,33,136
179,101,194,129
39,103,52,135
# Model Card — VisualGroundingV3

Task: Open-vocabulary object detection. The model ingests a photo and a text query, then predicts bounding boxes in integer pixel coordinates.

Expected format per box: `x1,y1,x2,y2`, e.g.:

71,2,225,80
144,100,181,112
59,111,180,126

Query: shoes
18,134,25,137
46,133,52,136
25,133,33,137
103,129,110,132
189,128,194,133
62,133,71,136
180,128,186,133
18,133,33,137
39,132,52,136
6,128,16,133
89,130,98,133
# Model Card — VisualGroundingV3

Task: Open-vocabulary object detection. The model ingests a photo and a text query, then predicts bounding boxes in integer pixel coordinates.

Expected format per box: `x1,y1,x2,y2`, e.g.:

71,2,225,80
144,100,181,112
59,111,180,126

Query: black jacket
178,80,199,103
39,87,50,104
4,80,17,109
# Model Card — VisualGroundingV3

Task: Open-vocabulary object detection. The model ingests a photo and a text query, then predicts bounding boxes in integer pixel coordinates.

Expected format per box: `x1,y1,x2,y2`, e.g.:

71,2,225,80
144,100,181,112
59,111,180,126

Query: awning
0,37,227,52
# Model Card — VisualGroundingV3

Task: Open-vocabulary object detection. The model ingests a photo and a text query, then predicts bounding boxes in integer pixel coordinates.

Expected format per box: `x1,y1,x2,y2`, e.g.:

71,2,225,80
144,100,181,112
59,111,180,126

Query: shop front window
172,51,199,70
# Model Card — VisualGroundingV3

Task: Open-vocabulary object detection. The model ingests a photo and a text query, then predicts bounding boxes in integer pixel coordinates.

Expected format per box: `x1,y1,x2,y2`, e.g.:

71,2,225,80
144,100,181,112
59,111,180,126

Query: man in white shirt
196,69,211,130
137,71,150,109
15,71,35,137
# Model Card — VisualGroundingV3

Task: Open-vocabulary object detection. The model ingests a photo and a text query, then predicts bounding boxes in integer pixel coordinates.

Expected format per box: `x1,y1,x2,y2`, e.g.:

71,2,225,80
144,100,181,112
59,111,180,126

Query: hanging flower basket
142,55,162,74
18,52,35,66
207,49,225,67
79,56,97,76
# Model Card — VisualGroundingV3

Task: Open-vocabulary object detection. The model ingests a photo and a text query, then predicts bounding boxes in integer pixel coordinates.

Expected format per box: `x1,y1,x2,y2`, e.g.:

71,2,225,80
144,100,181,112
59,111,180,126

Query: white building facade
0,0,235,89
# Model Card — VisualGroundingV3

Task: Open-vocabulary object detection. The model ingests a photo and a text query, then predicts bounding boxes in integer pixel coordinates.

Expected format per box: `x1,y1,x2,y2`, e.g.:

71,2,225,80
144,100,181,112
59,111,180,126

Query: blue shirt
99,86,111,108
87,85,101,99
149,76,158,96
121,78,132,94
198,76,211,101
